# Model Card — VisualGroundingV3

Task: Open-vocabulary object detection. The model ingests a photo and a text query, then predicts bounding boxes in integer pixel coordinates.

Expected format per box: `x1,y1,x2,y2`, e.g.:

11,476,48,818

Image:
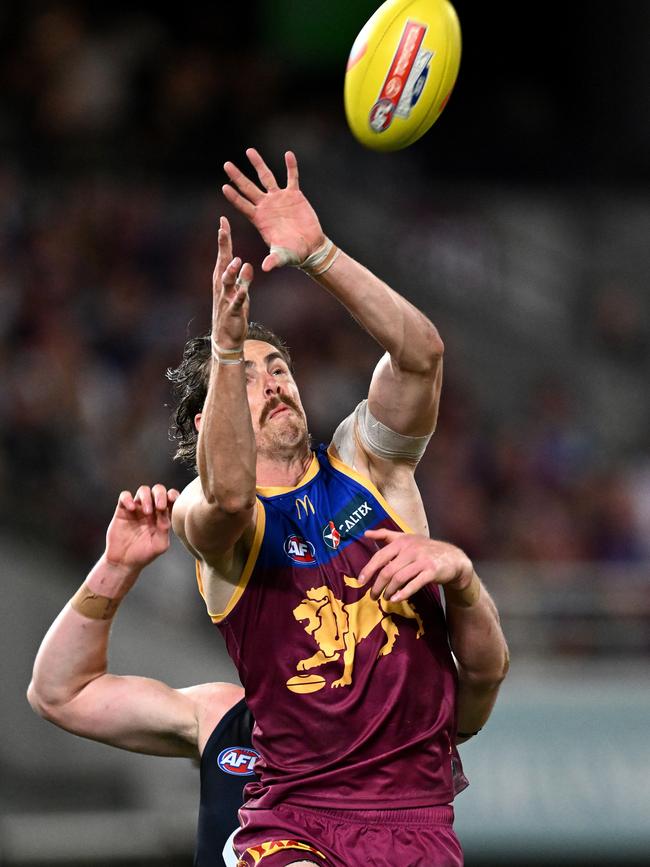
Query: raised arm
222,148,443,441
360,529,510,743
172,219,258,578
27,485,242,757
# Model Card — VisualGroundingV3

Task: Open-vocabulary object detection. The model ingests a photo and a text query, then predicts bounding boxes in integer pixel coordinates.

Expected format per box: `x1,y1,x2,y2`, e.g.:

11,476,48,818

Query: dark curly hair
167,322,293,468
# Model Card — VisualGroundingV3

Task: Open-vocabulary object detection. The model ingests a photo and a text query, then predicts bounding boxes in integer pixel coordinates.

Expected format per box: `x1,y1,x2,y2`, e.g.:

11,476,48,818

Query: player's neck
256,445,313,489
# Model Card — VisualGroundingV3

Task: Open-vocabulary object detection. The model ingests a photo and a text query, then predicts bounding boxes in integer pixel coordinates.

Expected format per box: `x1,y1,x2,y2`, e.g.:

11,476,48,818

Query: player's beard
256,399,311,458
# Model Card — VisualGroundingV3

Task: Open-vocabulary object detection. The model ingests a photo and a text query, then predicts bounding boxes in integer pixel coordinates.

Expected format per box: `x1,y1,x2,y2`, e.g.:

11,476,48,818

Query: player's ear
194,412,202,432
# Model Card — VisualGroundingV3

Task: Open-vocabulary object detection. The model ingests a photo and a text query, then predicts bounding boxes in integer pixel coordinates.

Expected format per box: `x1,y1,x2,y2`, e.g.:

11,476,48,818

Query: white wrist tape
268,246,302,268
210,335,244,365
269,237,341,276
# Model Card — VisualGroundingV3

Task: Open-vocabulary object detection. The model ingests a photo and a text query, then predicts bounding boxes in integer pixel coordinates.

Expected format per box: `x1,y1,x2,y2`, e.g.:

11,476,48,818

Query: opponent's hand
359,529,474,603
212,216,253,349
104,485,180,574
222,148,325,272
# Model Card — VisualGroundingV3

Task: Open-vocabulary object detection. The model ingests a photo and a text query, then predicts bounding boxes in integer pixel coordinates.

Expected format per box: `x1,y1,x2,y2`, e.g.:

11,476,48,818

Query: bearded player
169,148,509,866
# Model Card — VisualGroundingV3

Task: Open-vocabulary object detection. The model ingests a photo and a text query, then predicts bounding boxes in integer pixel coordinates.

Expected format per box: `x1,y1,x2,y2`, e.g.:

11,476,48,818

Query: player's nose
263,375,281,397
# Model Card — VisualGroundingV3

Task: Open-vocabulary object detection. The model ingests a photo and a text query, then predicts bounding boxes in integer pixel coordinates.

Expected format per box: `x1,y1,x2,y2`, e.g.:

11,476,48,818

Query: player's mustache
260,396,301,426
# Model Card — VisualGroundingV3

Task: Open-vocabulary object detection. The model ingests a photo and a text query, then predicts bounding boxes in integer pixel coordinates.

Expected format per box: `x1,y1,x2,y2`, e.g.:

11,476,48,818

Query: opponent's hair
167,322,293,468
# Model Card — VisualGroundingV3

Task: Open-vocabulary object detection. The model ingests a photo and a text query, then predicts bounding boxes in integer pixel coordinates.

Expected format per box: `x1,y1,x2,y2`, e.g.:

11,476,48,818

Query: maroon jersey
197,445,467,810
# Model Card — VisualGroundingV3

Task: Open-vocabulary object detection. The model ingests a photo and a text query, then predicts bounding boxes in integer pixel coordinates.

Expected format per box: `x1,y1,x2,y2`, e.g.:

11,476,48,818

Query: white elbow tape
355,400,432,462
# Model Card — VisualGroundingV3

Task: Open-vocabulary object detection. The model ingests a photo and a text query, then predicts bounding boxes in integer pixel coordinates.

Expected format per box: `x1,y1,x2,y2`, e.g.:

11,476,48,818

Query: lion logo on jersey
290,575,424,689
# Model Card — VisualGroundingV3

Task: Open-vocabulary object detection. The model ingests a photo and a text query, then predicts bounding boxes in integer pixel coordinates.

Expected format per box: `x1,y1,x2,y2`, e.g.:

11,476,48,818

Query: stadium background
1,1,648,864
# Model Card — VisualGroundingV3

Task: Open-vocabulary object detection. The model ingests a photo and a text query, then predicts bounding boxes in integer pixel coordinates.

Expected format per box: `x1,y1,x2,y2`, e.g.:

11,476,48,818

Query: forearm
314,250,443,373
28,557,136,714
196,358,256,512
445,574,510,735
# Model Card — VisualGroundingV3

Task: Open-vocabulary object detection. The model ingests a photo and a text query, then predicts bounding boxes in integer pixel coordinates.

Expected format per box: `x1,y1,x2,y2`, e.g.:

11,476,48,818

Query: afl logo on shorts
217,746,259,776
284,535,316,564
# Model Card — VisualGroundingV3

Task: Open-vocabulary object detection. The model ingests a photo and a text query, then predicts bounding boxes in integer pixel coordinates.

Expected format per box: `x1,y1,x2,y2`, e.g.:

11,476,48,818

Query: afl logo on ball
284,535,316,564
217,746,259,776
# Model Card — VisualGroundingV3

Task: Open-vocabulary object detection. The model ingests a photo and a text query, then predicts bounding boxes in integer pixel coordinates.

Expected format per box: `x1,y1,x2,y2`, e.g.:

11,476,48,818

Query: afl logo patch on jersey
217,746,259,776
284,535,316,564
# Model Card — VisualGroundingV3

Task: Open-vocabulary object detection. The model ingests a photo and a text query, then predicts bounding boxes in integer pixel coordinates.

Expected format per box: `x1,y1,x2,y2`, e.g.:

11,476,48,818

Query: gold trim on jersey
255,452,320,496
326,445,413,534
195,498,267,623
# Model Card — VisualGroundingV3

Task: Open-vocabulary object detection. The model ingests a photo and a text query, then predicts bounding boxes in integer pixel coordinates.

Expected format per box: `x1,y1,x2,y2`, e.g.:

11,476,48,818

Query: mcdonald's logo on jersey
284,535,316,565
295,494,315,520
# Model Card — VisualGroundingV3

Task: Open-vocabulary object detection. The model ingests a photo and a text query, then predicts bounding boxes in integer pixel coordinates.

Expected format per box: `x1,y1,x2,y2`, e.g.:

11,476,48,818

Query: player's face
244,340,309,456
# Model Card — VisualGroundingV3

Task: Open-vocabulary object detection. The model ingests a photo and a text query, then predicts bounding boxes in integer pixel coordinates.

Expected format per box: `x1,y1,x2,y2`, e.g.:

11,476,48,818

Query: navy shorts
234,802,463,867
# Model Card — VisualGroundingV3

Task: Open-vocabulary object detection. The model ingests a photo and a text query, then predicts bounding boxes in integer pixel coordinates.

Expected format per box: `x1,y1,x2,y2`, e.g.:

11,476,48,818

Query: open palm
222,148,324,271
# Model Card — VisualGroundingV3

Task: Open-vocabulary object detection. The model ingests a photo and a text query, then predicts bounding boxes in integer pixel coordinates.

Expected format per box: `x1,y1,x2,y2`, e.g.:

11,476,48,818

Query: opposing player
27,484,258,867
169,149,509,866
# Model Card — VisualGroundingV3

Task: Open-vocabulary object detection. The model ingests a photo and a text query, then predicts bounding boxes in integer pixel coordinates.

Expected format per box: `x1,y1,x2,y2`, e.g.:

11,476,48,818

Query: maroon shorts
234,803,463,867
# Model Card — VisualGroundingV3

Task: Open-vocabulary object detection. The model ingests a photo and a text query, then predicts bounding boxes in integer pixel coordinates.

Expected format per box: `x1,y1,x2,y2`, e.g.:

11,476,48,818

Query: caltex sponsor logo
322,521,341,550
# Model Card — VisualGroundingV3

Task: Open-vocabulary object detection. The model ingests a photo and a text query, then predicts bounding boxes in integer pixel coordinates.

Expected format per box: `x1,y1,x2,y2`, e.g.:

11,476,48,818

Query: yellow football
344,0,462,151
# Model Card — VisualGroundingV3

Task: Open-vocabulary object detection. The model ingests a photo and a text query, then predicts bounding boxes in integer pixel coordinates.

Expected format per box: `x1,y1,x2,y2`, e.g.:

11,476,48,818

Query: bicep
57,674,199,758
367,351,443,438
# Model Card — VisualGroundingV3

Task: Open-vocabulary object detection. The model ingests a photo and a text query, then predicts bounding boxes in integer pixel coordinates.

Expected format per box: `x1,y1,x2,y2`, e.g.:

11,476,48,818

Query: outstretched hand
359,529,474,603
212,216,253,350
222,148,325,272
105,485,180,573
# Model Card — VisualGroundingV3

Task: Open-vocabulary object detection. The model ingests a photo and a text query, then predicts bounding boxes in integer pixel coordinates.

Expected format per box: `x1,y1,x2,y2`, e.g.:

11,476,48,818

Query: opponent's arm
222,148,443,441
173,219,257,567
361,529,509,743
27,485,238,757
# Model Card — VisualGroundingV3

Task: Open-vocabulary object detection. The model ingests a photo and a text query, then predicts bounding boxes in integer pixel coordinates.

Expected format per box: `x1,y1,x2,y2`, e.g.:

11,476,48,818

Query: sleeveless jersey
197,445,467,811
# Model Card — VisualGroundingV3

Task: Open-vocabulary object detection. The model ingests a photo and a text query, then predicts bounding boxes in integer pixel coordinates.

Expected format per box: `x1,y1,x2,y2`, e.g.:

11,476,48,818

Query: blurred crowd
0,2,648,570
1,167,648,567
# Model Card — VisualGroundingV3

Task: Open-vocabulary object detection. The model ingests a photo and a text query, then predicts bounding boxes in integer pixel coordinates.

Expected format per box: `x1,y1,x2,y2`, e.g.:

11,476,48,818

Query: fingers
358,530,405,584
261,251,280,273
364,528,402,543
285,150,299,189
221,256,243,294
124,485,178,519
118,490,136,512
134,485,155,515
222,183,256,220
381,564,436,603
213,216,233,286
368,550,418,601
246,147,279,191
221,258,253,308
223,159,264,203
387,571,436,603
